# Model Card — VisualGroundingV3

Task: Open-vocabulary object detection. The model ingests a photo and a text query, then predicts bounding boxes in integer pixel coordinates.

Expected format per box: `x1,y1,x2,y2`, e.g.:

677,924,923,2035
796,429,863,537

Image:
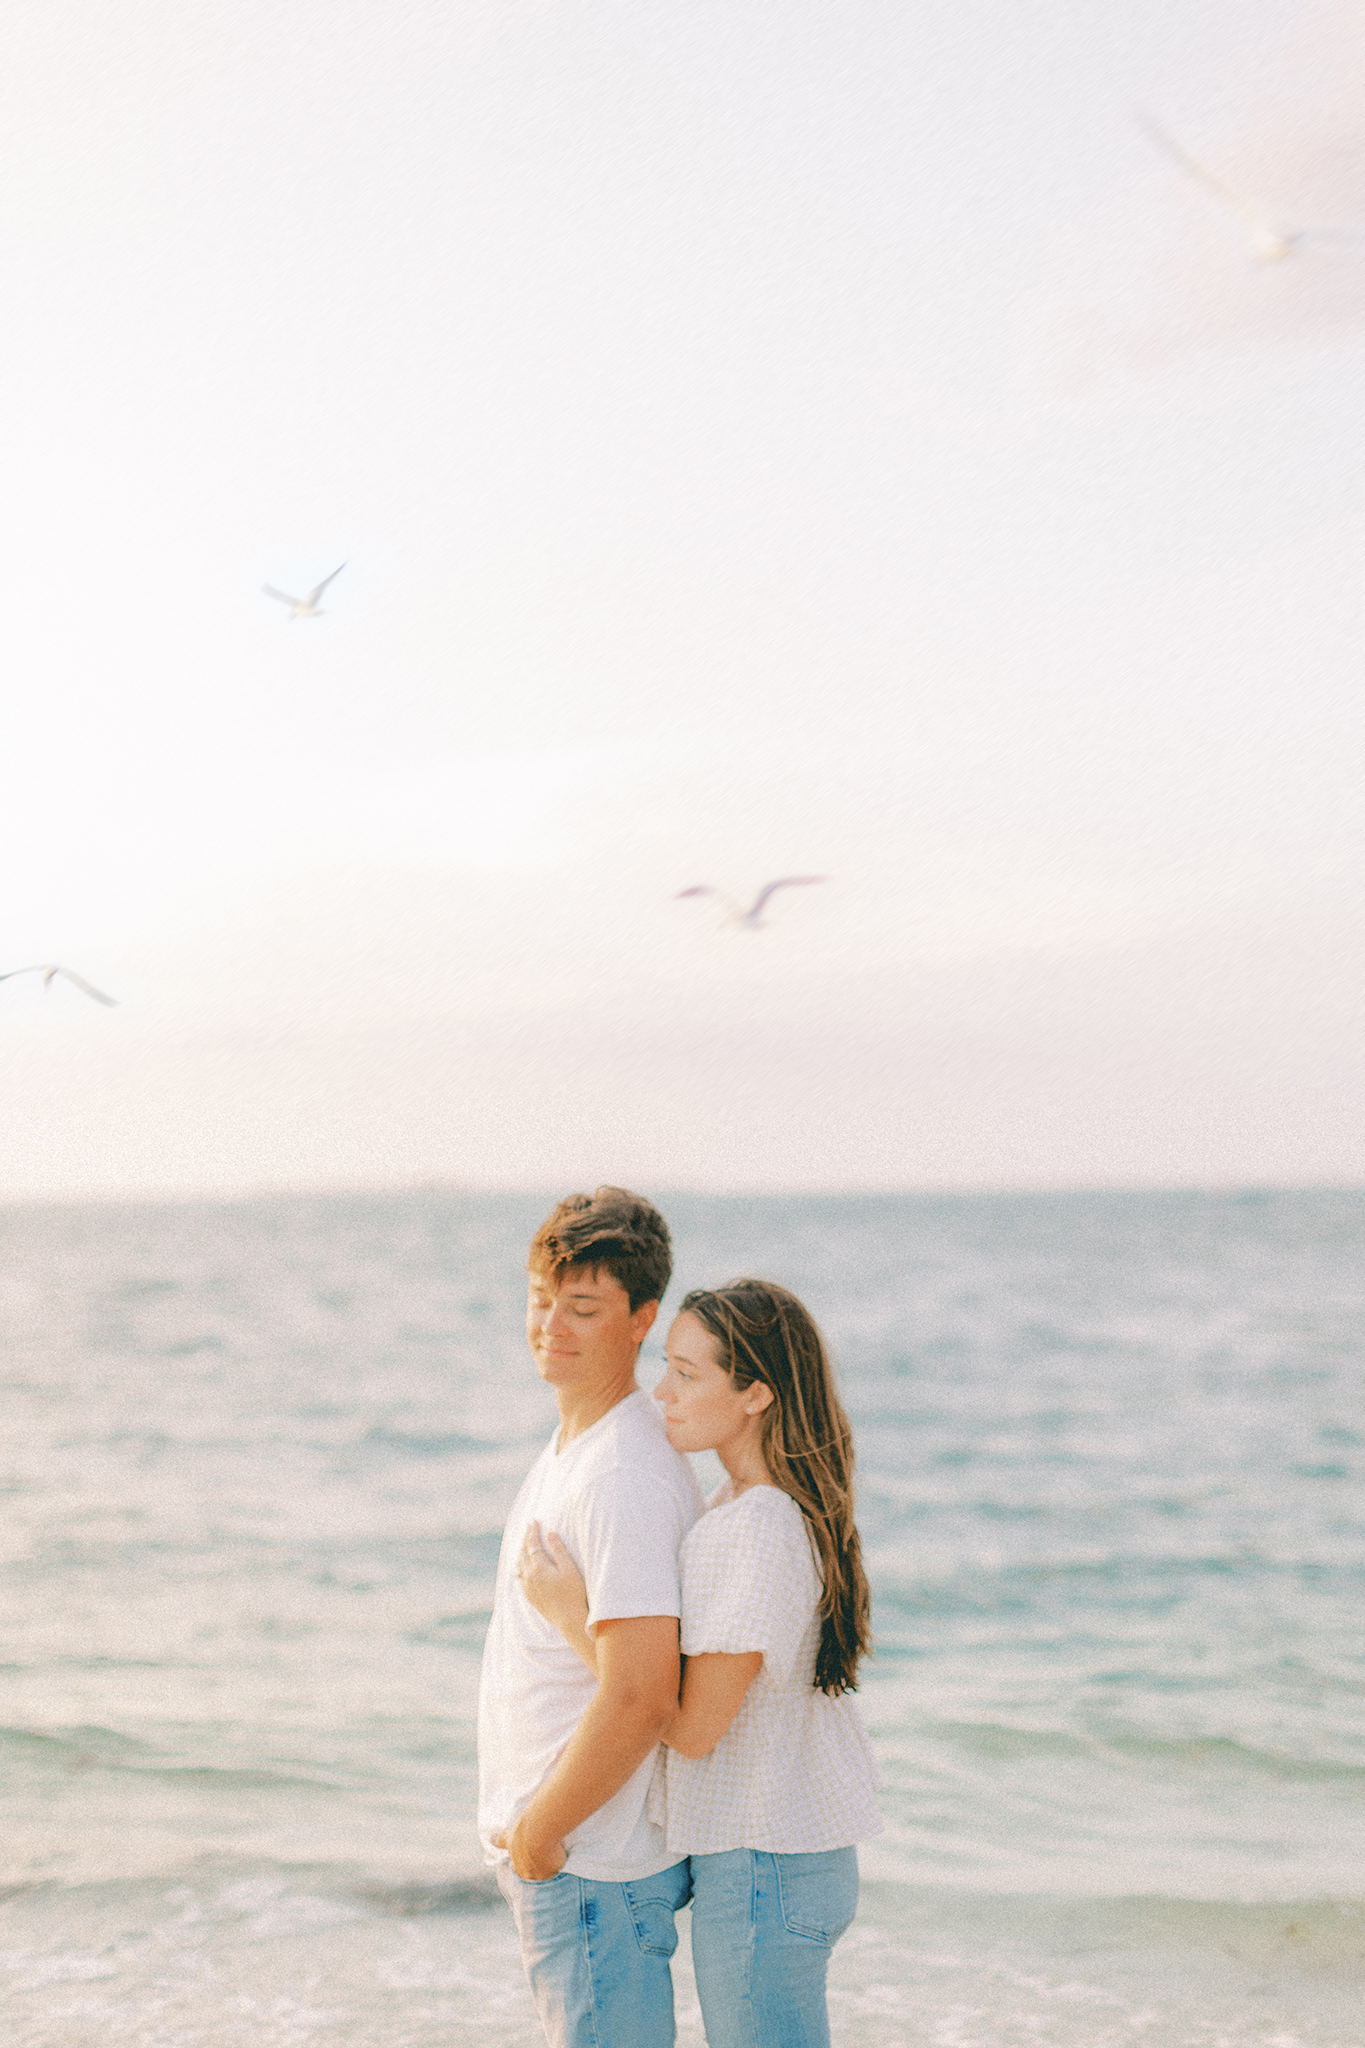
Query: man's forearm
519,1684,670,1848
504,1615,679,1879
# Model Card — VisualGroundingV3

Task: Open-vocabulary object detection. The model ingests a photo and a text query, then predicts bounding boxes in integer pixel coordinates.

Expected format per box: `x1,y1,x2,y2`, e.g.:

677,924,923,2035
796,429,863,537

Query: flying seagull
1136,110,1301,262
676,878,827,930
262,562,347,619
0,964,118,1005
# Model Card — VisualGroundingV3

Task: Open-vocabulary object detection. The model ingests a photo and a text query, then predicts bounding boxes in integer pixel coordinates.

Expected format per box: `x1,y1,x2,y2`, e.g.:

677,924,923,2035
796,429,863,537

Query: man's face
525,1262,657,1395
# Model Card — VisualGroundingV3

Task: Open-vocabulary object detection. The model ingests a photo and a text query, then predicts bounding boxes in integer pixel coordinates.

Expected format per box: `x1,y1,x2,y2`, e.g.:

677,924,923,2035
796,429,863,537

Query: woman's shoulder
683,1483,812,1560
737,1482,806,1523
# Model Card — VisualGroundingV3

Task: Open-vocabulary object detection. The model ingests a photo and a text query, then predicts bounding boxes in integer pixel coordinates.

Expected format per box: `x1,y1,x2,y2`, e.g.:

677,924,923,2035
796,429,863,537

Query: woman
517,1278,880,2048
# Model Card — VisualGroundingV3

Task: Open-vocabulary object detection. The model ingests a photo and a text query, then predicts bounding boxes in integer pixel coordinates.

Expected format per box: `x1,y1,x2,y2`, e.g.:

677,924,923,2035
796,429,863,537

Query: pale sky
2,0,1363,1197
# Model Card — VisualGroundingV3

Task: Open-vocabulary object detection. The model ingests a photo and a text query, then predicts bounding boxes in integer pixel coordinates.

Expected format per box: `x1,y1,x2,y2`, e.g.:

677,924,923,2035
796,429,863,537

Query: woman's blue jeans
687,1846,859,2048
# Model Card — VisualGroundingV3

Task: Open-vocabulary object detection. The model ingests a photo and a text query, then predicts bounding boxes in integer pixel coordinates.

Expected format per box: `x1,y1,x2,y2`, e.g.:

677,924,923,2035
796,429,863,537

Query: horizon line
1,1177,1363,1213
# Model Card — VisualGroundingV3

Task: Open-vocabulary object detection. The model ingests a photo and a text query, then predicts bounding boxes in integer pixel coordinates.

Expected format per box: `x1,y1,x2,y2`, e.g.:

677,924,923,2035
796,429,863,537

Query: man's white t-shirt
477,1389,703,1881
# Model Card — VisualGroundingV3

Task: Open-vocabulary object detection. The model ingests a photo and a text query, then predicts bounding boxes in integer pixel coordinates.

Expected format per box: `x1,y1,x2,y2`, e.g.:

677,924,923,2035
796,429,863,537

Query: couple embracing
477,1187,881,2048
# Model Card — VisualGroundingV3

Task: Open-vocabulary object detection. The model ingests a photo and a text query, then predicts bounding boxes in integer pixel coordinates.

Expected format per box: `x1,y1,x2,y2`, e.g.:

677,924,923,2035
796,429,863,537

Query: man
478,1186,703,2048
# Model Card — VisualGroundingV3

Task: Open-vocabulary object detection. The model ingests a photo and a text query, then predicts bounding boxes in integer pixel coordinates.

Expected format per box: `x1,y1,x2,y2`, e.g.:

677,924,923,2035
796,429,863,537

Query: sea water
0,1188,1361,2046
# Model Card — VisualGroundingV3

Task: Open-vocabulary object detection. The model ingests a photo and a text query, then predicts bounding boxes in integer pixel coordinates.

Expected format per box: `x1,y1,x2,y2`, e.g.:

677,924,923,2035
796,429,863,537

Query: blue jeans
497,1859,692,2048
688,1847,859,2048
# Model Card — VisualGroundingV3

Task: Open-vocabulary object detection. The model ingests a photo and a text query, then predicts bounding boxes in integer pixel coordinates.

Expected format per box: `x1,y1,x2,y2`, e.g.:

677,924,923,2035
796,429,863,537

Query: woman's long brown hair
678,1278,872,1696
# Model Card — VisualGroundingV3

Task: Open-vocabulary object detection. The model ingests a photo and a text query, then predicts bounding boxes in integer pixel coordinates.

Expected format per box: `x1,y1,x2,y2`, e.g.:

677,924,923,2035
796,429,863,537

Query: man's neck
555,1371,639,1449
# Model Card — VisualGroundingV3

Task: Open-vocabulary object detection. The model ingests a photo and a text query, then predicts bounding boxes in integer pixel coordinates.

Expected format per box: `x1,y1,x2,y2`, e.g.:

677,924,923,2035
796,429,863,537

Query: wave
407,1609,492,1648
901,1718,1365,1783
0,1725,343,1794
5,1850,1358,1965
873,1550,1365,1622
0,1855,504,1917
356,1876,501,1915
3,1527,508,1579
356,1424,501,1459
859,1881,1365,1974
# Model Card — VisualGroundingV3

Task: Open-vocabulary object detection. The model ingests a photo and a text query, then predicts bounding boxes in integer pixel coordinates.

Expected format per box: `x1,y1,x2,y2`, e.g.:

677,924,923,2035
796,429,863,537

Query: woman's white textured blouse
648,1481,882,1856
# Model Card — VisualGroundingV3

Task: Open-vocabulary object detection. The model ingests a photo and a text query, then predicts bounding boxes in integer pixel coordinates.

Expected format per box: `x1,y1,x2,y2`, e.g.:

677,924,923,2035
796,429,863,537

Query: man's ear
630,1298,660,1344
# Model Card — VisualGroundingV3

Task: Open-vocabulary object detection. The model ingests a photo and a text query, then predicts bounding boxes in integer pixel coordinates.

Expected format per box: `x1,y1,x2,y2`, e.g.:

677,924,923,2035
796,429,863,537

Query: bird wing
748,876,827,918
677,883,749,922
0,964,117,1004
263,584,302,607
1135,110,1292,242
307,562,347,605
54,967,119,1006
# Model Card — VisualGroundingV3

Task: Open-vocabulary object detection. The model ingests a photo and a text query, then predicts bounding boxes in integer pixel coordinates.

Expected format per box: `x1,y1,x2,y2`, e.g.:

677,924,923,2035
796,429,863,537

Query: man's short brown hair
528,1186,673,1311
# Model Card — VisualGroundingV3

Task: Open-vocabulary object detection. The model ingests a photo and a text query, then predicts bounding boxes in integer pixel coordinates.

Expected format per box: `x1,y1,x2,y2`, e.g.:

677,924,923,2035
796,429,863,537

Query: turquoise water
0,1189,1362,2044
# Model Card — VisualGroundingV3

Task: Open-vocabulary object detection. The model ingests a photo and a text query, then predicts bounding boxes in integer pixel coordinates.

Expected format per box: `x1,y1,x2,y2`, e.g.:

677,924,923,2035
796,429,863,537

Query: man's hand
490,1823,568,1883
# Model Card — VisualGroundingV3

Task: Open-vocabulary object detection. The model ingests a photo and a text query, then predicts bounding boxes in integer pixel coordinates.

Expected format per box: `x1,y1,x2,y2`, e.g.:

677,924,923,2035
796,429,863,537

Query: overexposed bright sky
3,0,1363,1196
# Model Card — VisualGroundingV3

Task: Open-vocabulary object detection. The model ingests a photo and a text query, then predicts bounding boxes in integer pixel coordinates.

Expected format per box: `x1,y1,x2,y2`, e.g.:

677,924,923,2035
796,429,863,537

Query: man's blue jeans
497,1858,692,2048
688,1846,859,2048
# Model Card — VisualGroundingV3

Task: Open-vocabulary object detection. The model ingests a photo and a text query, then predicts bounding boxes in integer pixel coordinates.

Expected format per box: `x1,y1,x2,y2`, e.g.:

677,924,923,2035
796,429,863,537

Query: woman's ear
745,1382,775,1416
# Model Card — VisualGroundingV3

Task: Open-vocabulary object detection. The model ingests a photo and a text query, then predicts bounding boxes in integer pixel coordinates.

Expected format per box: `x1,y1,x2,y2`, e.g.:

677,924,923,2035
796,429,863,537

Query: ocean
0,1188,1361,2046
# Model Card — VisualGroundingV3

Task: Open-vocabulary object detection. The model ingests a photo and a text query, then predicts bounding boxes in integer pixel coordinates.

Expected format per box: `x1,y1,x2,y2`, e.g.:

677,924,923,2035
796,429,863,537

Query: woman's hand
517,1521,596,1670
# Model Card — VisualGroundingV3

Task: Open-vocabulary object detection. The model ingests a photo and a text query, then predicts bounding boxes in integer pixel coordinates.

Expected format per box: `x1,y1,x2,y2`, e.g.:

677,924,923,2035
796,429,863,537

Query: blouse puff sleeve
679,1488,822,1690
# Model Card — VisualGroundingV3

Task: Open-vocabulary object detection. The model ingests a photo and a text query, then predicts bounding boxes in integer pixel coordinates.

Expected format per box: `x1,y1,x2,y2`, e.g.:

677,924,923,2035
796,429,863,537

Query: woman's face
653,1311,771,1454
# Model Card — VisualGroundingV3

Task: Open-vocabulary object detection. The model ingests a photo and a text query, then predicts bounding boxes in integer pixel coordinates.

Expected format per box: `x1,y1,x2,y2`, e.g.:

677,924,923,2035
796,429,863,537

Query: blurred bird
676,878,827,930
262,563,347,618
1136,110,1301,262
0,964,118,1005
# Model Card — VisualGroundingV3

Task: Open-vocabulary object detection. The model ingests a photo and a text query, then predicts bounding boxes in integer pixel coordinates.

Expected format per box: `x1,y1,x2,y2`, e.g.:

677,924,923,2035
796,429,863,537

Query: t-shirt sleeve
680,1496,821,1682
575,1467,688,1632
